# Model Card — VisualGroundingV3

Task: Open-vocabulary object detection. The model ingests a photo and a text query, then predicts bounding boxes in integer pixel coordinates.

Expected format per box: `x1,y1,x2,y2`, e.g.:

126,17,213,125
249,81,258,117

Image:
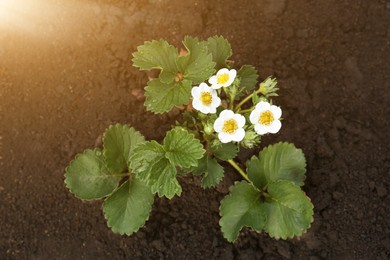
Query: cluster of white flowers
191,68,282,143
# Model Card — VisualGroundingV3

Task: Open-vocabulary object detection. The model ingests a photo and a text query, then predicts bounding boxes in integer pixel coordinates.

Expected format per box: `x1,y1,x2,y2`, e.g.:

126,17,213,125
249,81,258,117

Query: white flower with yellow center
191,83,221,114
208,68,237,89
250,101,282,135
213,110,246,143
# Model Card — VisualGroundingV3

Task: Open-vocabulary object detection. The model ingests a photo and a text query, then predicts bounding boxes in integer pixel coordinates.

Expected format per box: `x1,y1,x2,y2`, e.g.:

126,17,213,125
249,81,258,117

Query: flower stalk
234,88,262,112
227,159,251,183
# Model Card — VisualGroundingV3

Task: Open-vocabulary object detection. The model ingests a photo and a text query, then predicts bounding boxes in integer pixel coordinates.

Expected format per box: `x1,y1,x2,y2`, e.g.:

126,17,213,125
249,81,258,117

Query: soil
1,0,389,259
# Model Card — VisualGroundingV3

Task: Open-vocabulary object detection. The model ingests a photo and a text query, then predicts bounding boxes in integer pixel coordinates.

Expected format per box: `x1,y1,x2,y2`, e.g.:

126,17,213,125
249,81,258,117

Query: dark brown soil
1,0,389,259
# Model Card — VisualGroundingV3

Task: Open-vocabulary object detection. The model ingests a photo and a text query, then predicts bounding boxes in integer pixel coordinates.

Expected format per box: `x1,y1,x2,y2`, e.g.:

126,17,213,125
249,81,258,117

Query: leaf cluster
132,36,233,114
219,142,313,241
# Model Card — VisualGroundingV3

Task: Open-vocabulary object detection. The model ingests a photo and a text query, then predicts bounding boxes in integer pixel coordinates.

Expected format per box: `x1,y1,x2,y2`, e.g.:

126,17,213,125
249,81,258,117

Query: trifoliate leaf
219,181,266,242
132,39,179,83
178,36,215,84
211,142,238,161
103,124,145,173
103,178,154,236
144,78,192,114
247,142,306,190
207,36,232,70
129,141,182,199
64,149,120,201
163,127,205,168
219,180,313,242
238,65,258,92
263,181,314,239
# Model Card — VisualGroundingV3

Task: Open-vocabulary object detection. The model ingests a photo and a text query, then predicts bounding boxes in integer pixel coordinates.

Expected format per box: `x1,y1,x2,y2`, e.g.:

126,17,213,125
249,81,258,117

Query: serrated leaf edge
64,149,119,201
266,189,314,240
218,180,260,242
102,179,154,236
163,127,205,168
102,123,141,172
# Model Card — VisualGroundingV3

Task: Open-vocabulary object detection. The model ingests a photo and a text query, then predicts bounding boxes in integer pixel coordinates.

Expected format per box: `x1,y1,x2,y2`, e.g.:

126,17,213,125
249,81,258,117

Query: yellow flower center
200,92,212,105
217,73,229,85
222,119,238,134
259,110,274,126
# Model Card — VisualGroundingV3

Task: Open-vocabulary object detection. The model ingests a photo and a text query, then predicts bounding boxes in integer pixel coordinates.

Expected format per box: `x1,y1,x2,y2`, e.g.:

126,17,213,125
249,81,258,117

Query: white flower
208,68,237,89
213,110,246,143
191,83,221,114
249,101,282,135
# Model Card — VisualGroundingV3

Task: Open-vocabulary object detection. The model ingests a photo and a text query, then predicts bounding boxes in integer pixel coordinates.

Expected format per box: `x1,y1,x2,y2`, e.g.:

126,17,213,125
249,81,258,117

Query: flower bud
203,122,214,135
241,130,261,149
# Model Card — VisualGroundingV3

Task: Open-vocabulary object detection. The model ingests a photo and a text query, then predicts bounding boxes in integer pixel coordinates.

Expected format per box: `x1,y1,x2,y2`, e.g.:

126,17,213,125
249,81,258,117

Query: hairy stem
239,108,253,114
229,88,236,110
235,89,261,112
227,159,251,183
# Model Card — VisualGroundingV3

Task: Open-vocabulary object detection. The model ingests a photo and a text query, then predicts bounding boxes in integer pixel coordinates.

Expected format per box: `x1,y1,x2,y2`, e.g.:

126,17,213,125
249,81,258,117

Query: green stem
239,108,253,114
229,87,237,110
229,94,235,110
227,159,251,183
235,88,262,112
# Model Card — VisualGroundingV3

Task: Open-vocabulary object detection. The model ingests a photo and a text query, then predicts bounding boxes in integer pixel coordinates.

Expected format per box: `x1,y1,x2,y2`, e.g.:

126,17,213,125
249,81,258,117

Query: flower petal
211,84,222,90
232,128,245,142
234,114,246,128
224,69,237,87
199,82,210,92
254,124,269,135
192,99,202,111
270,105,282,119
191,86,201,98
219,109,234,119
268,120,282,134
218,132,232,143
213,117,224,132
208,75,217,85
249,110,261,124
212,96,221,108
255,101,271,111
209,106,217,114
217,68,229,75
200,106,211,114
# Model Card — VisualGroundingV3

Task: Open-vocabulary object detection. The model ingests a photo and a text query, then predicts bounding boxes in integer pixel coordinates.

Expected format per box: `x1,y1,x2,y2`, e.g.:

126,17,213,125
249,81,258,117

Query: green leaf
129,141,165,177
219,181,266,242
211,142,238,161
149,158,182,199
130,141,182,199
247,142,306,189
201,157,224,188
207,36,232,70
163,127,205,168
178,36,215,84
144,78,192,114
103,178,154,236
187,156,224,188
238,65,258,92
132,39,179,83
263,181,314,239
64,149,120,200
103,124,145,173
219,180,313,242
